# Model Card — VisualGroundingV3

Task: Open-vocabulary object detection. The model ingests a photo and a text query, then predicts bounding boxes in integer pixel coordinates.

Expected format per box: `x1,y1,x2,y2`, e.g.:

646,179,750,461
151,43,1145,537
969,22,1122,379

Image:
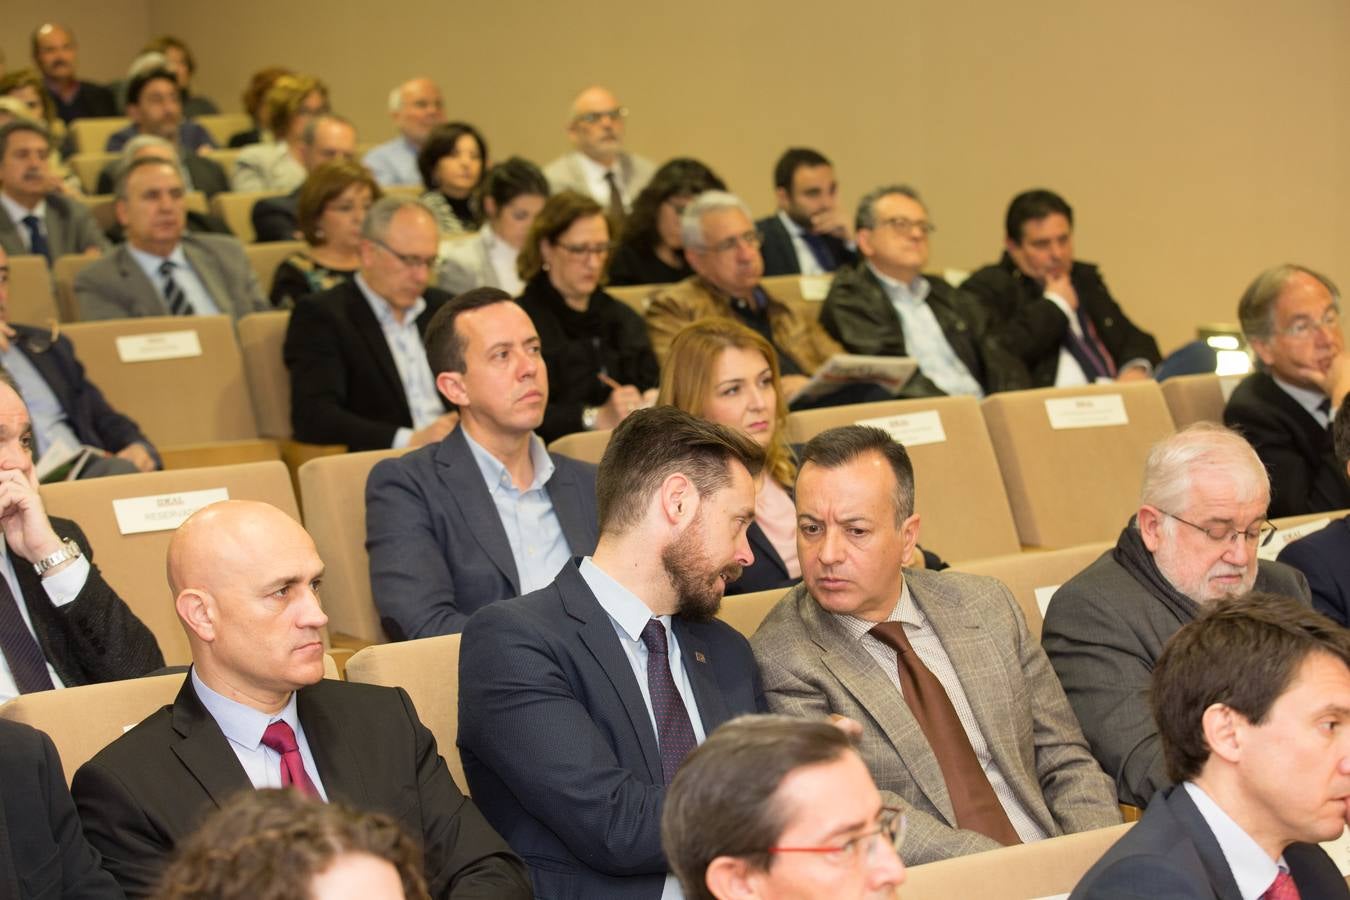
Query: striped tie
159,260,192,316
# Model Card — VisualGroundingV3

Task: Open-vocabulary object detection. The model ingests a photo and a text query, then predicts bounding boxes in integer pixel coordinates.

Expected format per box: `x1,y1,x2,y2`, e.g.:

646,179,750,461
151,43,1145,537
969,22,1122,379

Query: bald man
365,77,447,186
543,85,654,220
71,500,531,899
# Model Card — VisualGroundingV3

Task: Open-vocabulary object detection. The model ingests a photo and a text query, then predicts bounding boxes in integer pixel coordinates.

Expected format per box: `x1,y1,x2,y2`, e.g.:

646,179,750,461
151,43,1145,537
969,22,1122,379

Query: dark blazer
72,676,531,899
22,517,164,689
283,280,451,450
756,214,854,277
459,561,765,899
1224,370,1350,517
251,189,300,243
960,254,1161,387
820,262,1031,396
1279,517,1350,626
96,155,230,199
52,82,117,127
366,426,600,639
1071,784,1349,899
0,193,108,259
0,719,123,900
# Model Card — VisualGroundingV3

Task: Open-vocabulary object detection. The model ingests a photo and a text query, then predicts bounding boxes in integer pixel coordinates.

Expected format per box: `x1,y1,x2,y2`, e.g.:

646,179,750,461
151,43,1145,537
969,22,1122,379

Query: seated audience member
252,113,359,243
0,121,106,263
0,719,124,899
663,715,907,900
1226,263,1350,516
1042,424,1311,808
418,121,488,236
284,196,457,450
0,68,78,190
230,74,329,193
0,247,159,474
437,156,548,297
823,184,1030,397
1071,593,1350,899
516,190,658,442
1279,394,1350,625
270,160,380,308
459,407,767,897
365,77,447,187
105,66,215,155
753,425,1120,865
30,24,116,126
757,148,855,277
227,66,291,147
0,367,164,703
961,189,1162,387
544,85,654,224
97,133,229,200
153,789,428,900
76,157,266,320
608,157,726,287
366,288,599,639
141,35,219,118
71,500,531,898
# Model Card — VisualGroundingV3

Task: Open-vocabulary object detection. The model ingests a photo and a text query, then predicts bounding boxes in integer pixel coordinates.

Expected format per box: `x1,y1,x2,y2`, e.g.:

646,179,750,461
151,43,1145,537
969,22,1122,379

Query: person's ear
176,589,216,643
437,370,468,407
1137,505,1165,553
1202,703,1244,764
705,856,762,899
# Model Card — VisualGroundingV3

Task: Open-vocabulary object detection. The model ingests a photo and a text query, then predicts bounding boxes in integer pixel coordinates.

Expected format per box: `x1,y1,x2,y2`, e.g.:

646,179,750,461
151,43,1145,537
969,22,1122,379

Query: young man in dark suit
757,147,855,277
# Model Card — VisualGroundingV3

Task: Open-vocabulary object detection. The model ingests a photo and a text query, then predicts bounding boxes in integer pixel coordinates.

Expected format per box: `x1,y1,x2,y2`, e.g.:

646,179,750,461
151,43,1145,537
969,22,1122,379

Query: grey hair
126,50,167,79
855,184,924,232
113,154,184,200
1238,264,1339,342
1139,423,1269,520
361,195,435,242
680,190,754,251
0,119,49,158
300,112,354,147
114,135,184,190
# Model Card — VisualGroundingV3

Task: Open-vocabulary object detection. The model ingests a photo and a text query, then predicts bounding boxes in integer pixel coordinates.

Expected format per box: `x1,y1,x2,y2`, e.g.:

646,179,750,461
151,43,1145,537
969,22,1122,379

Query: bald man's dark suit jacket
71,675,531,899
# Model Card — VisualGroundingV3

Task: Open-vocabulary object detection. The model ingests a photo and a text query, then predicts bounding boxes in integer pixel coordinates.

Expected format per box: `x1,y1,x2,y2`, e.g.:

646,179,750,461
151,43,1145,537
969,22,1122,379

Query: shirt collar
1271,373,1331,420
0,191,45,221
461,424,554,495
832,579,924,640
579,556,665,642
776,209,807,237
1183,782,1286,899
867,261,929,301
576,151,618,182
355,272,426,328
127,241,189,271
191,667,302,752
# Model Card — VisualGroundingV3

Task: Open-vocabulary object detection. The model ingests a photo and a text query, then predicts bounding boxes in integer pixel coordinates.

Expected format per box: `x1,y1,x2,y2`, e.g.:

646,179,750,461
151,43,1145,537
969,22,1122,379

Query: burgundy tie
1263,870,1300,900
641,619,698,784
261,720,320,798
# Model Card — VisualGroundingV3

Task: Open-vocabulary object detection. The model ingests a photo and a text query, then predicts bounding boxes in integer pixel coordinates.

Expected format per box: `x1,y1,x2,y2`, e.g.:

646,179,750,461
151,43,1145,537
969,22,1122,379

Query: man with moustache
458,406,767,899
0,120,107,263
543,85,654,223
365,287,600,639
1042,424,1312,808
30,23,116,126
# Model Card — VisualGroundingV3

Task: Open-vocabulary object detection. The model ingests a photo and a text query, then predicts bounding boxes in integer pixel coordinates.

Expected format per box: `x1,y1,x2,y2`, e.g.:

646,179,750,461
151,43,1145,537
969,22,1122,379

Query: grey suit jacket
751,569,1119,865
1042,549,1311,808
74,234,267,321
543,151,655,208
437,230,498,296
0,193,109,259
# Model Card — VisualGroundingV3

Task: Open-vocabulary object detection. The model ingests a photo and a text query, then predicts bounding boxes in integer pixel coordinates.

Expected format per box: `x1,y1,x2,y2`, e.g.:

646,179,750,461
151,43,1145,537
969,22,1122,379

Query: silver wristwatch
582,406,600,431
34,538,82,577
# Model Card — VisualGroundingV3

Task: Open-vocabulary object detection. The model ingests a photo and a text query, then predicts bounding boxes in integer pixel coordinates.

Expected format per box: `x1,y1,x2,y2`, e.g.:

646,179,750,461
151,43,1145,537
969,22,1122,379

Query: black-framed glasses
1157,509,1275,547
373,239,438,271
555,241,614,259
574,107,628,125
768,807,906,867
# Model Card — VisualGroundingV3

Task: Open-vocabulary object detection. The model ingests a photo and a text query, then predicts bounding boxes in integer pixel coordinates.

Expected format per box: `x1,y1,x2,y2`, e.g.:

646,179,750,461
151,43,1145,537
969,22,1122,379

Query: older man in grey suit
543,86,653,223
0,120,106,264
751,425,1119,865
1042,424,1312,810
74,157,266,321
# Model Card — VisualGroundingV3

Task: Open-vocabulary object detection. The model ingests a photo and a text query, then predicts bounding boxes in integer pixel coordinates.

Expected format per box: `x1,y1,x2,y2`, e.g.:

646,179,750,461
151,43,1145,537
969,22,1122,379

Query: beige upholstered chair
209,190,282,243
949,541,1114,639
194,113,252,147
65,151,118,192
1160,373,1228,429
7,253,60,325
243,240,305,295
548,428,613,466
51,253,99,321
717,587,789,639
68,118,129,155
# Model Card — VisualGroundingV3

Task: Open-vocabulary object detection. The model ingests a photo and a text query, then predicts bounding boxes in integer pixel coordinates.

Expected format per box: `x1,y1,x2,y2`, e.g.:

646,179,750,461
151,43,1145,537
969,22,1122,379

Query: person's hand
116,442,157,472
810,207,850,242
1116,366,1151,383
828,714,864,740
409,412,459,448
0,322,17,353
595,383,643,430
1303,351,1350,410
0,468,62,564
779,373,811,402
1043,270,1078,310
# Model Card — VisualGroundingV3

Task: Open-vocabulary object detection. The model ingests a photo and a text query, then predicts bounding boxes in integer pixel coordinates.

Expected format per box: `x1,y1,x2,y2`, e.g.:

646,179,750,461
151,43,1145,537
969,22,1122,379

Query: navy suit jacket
756,214,854,277
365,426,600,639
251,189,300,243
1279,517,1350,627
458,561,765,899
1071,784,1348,899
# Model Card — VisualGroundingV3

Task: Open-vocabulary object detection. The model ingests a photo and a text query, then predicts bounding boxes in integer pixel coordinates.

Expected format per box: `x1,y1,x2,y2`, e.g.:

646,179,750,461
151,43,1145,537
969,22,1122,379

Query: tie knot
159,259,176,276
22,214,39,228
261,720,300,755
641,619,669,656
604,170,619,184
869,621,915,655
1318,397,1332,416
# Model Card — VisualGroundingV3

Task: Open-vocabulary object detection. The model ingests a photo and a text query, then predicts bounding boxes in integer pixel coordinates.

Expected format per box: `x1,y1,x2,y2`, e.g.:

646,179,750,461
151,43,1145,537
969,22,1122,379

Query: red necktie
261,720,320,798
1263,870,1300,900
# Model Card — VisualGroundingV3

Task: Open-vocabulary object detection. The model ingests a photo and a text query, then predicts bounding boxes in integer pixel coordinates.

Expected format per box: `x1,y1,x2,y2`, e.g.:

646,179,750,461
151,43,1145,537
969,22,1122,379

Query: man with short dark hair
757,148,855,277
459,406,767,898
1072,592,1350,899
543,86,654,222
104,67,215,155
753,425,1119,865
961,189,1160,387
365,287,599,639
30,24,116,126
1225,263,1350,516
0,120,106,264
253,113,359,242
662,714,907,900
365,77,447,187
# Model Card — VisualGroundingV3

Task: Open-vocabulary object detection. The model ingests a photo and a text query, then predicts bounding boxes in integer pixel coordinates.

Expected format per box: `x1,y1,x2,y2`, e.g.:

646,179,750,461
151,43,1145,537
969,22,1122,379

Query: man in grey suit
752,425,1119,865
543,86,654,221
365,287,599,639
0,120,107,264
74,157,266,321
1042,423,1312,809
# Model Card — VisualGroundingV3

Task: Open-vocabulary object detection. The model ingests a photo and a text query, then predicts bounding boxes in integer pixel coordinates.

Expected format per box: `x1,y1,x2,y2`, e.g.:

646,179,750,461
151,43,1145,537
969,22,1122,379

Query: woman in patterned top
269,160,382,308
417,121,487,237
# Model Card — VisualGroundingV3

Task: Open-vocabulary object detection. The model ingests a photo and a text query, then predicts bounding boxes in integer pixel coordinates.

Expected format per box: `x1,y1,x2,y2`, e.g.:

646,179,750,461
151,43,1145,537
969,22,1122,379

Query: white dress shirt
870,263,984,397
776,210,827,276
127,242,221,316
575,153,633,210
0,542,91,702
1184,782,1287,900
482,226,523,296
1272,374,1334,428
354,274,444,448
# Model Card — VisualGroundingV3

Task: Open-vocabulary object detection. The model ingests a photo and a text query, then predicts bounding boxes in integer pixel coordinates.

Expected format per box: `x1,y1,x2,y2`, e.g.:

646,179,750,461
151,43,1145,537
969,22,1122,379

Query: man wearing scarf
1041,424,1311,809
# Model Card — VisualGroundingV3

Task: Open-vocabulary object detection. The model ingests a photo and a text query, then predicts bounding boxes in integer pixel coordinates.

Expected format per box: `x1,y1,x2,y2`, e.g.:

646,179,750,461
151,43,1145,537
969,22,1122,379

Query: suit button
1104,317,1115,327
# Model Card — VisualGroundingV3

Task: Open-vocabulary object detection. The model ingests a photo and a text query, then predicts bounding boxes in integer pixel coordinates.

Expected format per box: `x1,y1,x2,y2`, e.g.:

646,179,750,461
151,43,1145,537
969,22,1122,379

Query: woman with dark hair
417,121,487,236
516,190,659,441
270,160,382,307
437,156,548,296
607,157,726,286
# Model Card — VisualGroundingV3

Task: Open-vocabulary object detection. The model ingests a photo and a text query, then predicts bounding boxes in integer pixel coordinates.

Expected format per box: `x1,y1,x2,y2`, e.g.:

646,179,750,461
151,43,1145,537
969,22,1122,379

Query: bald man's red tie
261,721,319,798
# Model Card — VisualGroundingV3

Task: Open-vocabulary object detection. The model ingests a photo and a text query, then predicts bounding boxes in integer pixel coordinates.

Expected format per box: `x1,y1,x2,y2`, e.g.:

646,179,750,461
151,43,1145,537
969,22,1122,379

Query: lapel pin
694,651,707,663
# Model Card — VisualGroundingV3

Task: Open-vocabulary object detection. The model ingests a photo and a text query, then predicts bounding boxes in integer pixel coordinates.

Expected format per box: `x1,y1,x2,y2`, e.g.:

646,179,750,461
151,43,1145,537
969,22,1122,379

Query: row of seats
64,113,252,158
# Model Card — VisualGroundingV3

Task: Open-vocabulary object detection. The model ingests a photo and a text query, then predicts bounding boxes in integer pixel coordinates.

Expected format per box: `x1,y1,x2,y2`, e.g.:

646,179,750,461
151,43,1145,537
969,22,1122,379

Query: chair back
7,253,59,325
949,542,1114,639
194,113,253,146
237,310,293,439
548,429,613,466
717,587,789,639
69,118,129,154
66,151,118,192
204,148,242,178
1161,373,1228,429
209,190,281,243
244,240,305,294
52,253,100,321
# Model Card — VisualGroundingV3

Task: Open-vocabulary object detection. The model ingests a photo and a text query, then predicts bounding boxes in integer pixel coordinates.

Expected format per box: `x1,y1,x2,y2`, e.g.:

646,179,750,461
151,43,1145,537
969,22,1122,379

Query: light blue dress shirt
869,262,983,398
354,273,443,448
127,243,220,315
0,543,91,702
0,344,81,455
1183,782,1286,899
363,136,422,187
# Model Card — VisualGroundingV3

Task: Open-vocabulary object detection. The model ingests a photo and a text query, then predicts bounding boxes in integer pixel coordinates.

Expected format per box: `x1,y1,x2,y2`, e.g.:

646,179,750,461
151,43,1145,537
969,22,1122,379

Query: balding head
390,77,445,146
567,85,627,166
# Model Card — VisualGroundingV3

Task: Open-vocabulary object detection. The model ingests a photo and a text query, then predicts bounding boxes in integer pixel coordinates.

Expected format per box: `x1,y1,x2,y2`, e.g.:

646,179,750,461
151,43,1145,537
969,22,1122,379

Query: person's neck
591,532,679,617
132,236,181,259
870,259,921,286
3,188,40,212
195,661,290,715
463,416,535,490
654,243,680,267
1191,772,1288,863
585,149,619,169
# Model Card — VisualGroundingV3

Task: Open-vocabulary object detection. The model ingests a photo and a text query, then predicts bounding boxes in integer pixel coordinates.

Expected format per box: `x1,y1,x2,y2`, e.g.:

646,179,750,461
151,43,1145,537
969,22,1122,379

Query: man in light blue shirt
364,77,446,187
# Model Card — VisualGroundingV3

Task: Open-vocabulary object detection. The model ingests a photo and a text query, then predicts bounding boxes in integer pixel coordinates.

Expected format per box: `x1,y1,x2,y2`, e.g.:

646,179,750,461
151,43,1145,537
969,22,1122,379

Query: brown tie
604,170,626,231
869,621,1021,846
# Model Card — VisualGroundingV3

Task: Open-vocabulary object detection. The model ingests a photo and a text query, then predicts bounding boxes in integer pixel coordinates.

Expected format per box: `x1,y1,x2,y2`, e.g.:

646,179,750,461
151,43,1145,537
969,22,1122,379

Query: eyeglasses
769,807,906,868
1276,307,1340,341
555,241,614,259
1158,509,1275,547
373,239,438,271
875,217,937,236
701,230,763,255
574,107,628,126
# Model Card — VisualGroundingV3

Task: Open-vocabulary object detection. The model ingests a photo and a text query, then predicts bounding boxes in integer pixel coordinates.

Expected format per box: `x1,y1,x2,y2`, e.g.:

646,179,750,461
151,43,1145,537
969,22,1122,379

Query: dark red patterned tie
1263,870,1300,900
640,619,697,784
261,720,319,798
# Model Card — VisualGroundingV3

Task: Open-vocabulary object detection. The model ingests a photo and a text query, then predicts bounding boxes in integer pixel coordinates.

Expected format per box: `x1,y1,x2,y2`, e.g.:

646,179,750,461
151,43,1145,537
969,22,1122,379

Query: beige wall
19,0,1350,351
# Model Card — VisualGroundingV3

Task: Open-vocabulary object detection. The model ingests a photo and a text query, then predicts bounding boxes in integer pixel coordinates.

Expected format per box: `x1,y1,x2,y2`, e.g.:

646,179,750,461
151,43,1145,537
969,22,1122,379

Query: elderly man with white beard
1042,423,1312,809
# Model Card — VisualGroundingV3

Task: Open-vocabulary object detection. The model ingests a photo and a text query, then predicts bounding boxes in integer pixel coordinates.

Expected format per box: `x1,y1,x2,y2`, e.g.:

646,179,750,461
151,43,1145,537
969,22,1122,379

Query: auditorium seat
6,253,59,324
787,396,1022,563
345,634,466,791
66,151,118,193
68,117,129,155
194,113,252,147
548,427,612,465
718,587,789,639
40,460,303,665
948,541,1114,639
608,283,664,315
1161,372,1238,429
51,253,96,321
244,240,305,294
382,184,424,201
981,382,1175,549
298,448,408,646
902,822,1132,899
204,147,242,179
210,190,282,243
760,272,833,320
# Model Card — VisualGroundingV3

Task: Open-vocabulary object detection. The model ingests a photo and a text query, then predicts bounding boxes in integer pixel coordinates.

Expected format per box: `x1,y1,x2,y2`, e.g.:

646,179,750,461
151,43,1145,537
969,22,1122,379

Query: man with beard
752,425,1119,866
458,405,767,899
757,147,855,277
1042,424,1312,808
